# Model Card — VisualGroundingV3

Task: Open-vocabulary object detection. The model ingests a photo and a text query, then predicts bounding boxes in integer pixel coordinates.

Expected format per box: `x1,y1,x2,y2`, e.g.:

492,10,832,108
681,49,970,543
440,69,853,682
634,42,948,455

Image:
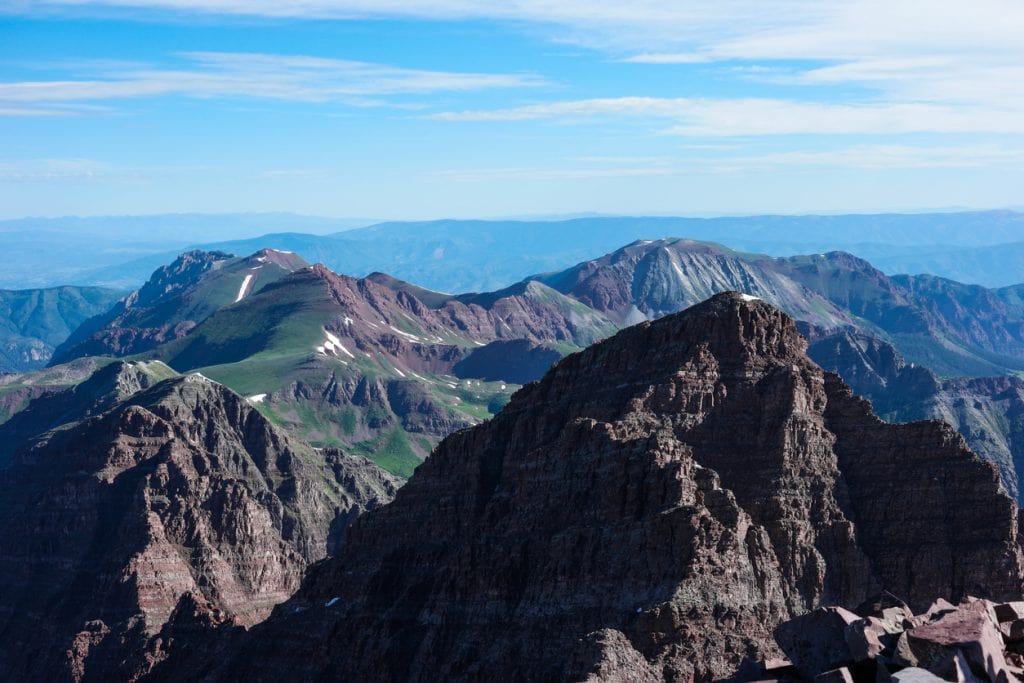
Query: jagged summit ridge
156,292,1022,682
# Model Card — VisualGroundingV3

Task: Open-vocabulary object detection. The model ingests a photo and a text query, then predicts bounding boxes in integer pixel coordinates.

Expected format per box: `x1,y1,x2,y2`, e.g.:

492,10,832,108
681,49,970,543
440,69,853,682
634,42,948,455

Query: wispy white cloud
438,143,1024,182
619,54,713,65
0,158,139,182
0,51,545,115
429,97,1024,137
710,144,1024,172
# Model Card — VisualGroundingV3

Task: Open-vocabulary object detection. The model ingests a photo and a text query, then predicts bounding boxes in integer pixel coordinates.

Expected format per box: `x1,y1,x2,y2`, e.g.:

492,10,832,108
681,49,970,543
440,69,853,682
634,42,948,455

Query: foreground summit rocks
150,292,1024,681
772,594,1024,681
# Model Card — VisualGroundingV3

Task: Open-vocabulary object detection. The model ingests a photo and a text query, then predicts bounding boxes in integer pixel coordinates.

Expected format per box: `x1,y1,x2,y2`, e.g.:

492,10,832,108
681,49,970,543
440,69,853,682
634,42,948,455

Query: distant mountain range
3,235,1020,500
4,211,1024,291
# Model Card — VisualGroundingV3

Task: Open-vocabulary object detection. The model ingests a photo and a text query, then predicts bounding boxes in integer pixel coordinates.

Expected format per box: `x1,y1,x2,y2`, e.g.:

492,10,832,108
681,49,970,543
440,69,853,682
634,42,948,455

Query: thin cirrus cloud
8,2,1024,126
438,143,1024,183
428,97,1024,137
0,51,546,115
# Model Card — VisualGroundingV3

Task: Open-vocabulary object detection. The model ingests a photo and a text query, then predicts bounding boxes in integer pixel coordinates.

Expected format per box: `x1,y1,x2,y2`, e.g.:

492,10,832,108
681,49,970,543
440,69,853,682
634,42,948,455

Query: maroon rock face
0,370,398,681
149,293,1024,682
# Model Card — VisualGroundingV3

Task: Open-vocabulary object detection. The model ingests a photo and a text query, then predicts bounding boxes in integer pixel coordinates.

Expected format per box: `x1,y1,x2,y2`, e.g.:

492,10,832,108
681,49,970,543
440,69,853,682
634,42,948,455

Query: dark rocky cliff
0,369,398,682
809,329,1024,504
154,292,1023,682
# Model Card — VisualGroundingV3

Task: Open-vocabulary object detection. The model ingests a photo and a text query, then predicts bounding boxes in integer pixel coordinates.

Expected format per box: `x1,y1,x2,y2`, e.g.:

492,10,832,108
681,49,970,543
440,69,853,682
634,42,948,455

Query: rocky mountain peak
527,291,809,405
50,248,309,366
248,248,307,270
135,249,234,307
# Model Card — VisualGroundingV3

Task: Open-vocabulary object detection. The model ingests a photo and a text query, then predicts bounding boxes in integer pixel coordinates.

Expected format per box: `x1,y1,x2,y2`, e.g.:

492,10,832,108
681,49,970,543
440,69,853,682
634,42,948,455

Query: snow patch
235,273,255,302
392,366,407,378
472,341,485,347
343,316,353,326
389,325,421,342
739,293,761,302
325,597,340,607
248,394,268,403
324,330,355,358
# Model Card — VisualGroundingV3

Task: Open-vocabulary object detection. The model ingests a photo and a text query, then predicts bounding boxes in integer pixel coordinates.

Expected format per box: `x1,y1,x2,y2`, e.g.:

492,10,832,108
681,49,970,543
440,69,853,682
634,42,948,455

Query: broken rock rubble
756,595,1024,682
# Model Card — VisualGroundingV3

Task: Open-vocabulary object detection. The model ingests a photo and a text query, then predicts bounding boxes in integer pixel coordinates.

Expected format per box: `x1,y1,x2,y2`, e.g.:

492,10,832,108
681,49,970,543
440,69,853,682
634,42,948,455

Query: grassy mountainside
51,248,307,365
147,264,617,476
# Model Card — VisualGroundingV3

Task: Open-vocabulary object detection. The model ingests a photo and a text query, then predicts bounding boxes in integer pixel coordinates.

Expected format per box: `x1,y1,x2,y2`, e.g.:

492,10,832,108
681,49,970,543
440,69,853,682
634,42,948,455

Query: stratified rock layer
159,292,1023,682
0,370,398,682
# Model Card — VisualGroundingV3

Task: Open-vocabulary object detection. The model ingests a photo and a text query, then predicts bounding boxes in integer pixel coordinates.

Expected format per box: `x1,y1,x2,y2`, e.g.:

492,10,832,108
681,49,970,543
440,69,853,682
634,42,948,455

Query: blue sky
2,1,1024,219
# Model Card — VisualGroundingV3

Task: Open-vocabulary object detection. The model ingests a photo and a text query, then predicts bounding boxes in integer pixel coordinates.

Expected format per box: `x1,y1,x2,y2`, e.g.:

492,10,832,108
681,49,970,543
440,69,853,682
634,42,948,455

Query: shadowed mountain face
50,248,308,366
0,359,177,465
152,293,1023,682
0,366,398,682
779,252,1024,377
0,286,124,372
808,330,1024,504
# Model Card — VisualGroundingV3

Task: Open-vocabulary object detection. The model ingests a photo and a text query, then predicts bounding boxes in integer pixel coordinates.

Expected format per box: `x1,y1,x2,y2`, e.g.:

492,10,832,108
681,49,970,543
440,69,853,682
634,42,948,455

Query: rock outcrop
768,594,1024,681
0,369,398,682
153,293,1023,682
